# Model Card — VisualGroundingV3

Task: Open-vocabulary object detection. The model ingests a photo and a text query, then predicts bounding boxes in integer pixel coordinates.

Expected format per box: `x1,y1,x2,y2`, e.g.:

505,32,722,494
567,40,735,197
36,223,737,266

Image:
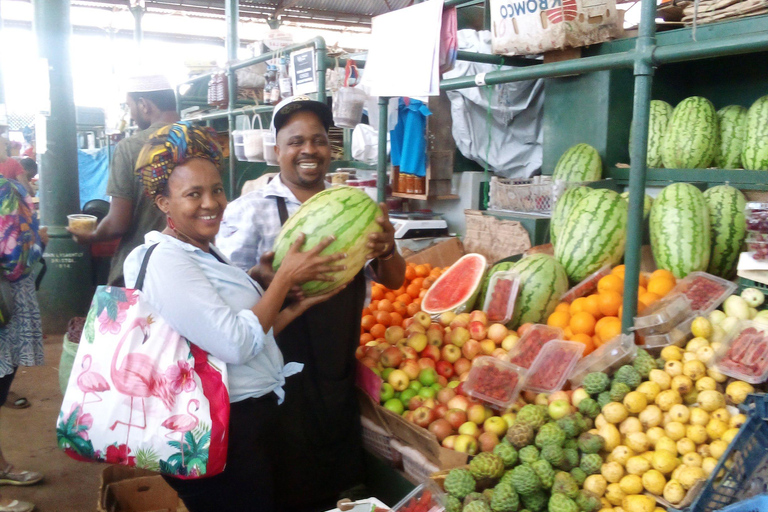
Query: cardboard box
463,210,531,264
400,237,465,268
489,0,622,55
99,466,183,512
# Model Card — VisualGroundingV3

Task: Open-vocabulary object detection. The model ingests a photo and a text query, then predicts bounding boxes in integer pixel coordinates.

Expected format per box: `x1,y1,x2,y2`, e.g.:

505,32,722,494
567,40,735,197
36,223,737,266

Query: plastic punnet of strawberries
681,275,726,311
487,278,516,322
719,327,768,379
509,326,561,368
526,346,578,390
473,363,519,403
398,489,437,512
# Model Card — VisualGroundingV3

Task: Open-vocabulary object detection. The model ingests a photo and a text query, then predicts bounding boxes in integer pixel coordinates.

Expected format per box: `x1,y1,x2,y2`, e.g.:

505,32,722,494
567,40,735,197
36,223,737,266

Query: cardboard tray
98,466,184,512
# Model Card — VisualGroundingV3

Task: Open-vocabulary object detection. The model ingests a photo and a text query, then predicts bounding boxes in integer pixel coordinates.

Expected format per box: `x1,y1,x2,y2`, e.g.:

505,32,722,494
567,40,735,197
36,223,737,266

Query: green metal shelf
606,167,768,190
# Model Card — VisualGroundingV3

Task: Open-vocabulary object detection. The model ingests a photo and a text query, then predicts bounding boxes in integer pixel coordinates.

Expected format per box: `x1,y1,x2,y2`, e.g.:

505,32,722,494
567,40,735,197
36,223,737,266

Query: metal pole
456,50,539,67
225,0,238,198
377,97,389,204
33,0,92,332
130,2,144,47
621,0,658,333
315,38,327,103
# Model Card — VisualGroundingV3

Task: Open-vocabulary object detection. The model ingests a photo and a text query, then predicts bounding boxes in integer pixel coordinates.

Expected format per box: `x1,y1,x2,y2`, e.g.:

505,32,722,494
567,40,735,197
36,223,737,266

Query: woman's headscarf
0,179,43,281
135,121,222,198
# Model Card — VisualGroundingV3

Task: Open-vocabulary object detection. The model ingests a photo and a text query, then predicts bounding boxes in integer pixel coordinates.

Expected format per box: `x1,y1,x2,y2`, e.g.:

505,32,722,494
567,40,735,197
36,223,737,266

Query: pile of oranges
360,262,444,345
546,266,678,356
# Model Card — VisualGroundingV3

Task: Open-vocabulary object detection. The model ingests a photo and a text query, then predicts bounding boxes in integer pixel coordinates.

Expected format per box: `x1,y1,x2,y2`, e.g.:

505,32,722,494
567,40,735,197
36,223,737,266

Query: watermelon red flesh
421,254,487,314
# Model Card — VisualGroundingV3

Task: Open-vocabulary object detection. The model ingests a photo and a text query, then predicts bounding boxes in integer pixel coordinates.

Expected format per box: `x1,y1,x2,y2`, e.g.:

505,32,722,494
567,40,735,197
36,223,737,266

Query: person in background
16,160,36,197
0,178,47,512
69,74,179,286
126,122,345,512
0,140,31,196
217,96,406,511
20,128,34,161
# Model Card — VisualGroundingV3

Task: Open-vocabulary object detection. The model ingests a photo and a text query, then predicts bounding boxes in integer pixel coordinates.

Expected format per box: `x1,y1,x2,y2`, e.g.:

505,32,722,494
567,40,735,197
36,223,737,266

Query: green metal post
377,97,389,204
225,0,238,198
621,0,658,333
130,1,144,47
33,0,92,332
315,39,327,103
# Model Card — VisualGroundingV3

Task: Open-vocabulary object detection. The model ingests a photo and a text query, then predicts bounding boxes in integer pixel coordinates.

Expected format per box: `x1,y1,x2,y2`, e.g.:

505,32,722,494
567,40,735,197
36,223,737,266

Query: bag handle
344,59,358,88
134,244,160,291
252,113,264,131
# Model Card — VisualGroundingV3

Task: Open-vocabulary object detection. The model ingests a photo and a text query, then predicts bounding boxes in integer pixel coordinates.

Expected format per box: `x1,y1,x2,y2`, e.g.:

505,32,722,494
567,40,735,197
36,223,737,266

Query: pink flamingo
162,399,200,468
109,316,176,446
77,354,111,410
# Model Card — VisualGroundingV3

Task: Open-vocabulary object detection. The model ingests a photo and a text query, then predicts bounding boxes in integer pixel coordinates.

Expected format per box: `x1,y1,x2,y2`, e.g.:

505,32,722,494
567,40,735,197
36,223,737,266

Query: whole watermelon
703,185,746,279
552,143,602,182
272,186,383,296
661,96,719,169
629,99,673,168
555,189,628,283
742,95,768,170
509,254,568,329
477,261,515,310
550,186,590,247
650,183,711,279
620,191,653,219
715,105,748,169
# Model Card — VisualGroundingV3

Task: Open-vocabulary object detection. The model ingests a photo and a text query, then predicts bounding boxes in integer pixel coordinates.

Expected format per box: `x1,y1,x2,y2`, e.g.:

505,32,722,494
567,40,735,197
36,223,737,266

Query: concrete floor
1,335,105,511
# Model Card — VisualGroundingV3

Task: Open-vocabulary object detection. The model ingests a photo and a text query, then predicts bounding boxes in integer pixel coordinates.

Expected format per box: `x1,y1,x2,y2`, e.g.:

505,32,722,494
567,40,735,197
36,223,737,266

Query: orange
650,269,675,281
598,274,624,295
394,285,407,296
611,264,626,280
422,277,436,289
592,334,603,347
571,333,596,355
411,277,425,289
639,272,650,288
547,311,571,329
555,302,571,314
369,300,379,312
362,307,372,318
414,265,430,278
595,316,622,343
582,294,603,319
405,266,416,281
361,315,376,331
360,333,374,345
570,297,587,315
392,301,407,316
419,289,428,298
406,284,422,298
618,301,646,319
647,277,676,297
639,292,661,306
390,312,404,327
375,310,392,327
378,299,395,313
598,290,623,317
371,287,385,301
370,323,386,339
563,327,574,339
637,286,647,296
406,302,420,317
384,291,397,302
430,268,443,278
413,297,422,308
396,293,412,305
570,311,597,335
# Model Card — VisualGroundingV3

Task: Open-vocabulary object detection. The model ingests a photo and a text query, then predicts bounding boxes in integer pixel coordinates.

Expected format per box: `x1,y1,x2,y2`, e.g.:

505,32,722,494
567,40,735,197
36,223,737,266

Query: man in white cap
70,74,179,286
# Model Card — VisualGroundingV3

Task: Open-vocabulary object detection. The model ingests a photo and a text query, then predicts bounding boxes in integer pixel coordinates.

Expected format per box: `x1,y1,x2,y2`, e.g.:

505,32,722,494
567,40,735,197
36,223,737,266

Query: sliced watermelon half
421,253,487,315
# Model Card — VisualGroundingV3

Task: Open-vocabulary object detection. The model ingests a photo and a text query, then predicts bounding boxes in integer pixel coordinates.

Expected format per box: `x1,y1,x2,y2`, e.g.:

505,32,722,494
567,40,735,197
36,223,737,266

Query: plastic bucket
59,333,79,395
333,87,367,128
263,132,278,165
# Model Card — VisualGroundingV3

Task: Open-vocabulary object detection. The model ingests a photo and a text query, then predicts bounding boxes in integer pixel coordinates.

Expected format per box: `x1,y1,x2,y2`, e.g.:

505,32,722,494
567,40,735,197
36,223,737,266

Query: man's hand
248,251,306,301
366,203,397,260
67,227,95,245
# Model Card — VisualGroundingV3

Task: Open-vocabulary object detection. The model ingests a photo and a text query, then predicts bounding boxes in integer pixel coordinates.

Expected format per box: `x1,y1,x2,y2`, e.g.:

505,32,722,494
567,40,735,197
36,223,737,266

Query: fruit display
559,266,612,305
551,143,603,183
702,185,747,278
746,202,768,233
715,105,748,169
477,262,515,310
619,192,653,220
525,341,585,393
632,99,673,168
507,254,569,329
554,189,628,283
661,96,719,170
550,186,591,247
422,254,487,315
464,357,525,409
742,94,768,171
508,325,562,368
483,273,521,324
669,272,737,314
713,321,768,384
391,482,443,512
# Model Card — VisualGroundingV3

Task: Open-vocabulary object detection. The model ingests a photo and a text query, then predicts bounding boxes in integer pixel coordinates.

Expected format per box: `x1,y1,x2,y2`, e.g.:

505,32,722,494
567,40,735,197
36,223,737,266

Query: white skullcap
125,74,173,93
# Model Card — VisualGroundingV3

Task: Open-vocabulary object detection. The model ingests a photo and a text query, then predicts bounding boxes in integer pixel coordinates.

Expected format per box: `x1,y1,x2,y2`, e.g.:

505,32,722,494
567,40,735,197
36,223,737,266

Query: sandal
0,466,42,487
0,499,34,512
4,393,29,410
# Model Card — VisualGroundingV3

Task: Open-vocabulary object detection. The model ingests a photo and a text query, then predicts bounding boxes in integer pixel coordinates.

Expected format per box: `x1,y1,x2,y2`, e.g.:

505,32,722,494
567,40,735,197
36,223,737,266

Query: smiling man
217,96,405,511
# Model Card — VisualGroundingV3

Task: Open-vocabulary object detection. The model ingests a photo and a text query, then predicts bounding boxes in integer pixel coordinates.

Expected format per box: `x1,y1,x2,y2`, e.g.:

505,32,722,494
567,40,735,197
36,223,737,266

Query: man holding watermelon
217,96,405,511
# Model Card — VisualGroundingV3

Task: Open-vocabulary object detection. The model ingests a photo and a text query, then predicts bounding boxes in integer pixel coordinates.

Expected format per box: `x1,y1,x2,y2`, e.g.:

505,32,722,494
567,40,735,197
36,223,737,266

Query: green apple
400,388,418,404
447,381,461,389
483,416,509,437
408,380,423,392
419,368,438,387
381,368,395,381
458,421,480,437
418,386,437,399
383,398,404,415
430,382,442,392
380,383,395,402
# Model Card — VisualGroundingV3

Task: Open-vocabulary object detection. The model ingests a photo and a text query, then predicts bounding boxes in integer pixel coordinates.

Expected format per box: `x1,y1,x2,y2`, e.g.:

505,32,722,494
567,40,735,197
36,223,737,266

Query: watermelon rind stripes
649,183,711,279
272,186,383,296
552,143,603,182
742,95,768,171
630,100,672,168
715,105,748,169
550,186,590,247
477,261,515,310
509,254,568,329
620,191,653,219
661,96,719,170
703,185,747,279
554,189,628,283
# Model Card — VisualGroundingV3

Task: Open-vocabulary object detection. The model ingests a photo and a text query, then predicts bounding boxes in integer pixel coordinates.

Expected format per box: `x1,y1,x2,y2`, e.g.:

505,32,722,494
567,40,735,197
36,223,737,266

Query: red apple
454,358,472,376
426,327,444,347
447,396,470,413
478,431,500,452
467,404,487,425
451,313,471,329
385,326,405,344
487,323,509,343
380,347,404,368
444,408,468,429
469,310,488,324
428,418,453,442
433,403,449,418
360,357,378,369
413,406,436,428
377,341,391,352
441,344,461,363
436,360,455,379
364,346,382,362
469,321,488,341
403,317,414,329
455,382,467,396
442,434,457,449
400,346,418,360
403,411,414,422
420,344,441,361
437,387,456,404
462,339,482,360
437,375,448,387
418,358,436,370
399,360,420,380
408,395,426,411
355,346,366,359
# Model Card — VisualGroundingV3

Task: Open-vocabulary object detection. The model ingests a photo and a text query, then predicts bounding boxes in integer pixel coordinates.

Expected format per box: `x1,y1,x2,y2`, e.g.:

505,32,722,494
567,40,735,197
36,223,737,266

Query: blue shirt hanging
390,98,432,177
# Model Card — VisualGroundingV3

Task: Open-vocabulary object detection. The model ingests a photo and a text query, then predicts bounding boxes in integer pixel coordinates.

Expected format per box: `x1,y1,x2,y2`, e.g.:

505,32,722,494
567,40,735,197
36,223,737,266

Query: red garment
22,147,35,160
0,159,24,181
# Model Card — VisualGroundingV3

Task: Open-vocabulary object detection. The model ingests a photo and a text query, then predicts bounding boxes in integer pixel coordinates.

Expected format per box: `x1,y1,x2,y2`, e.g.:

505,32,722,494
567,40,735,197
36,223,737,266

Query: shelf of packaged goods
606,167,768,190
391,192,460,201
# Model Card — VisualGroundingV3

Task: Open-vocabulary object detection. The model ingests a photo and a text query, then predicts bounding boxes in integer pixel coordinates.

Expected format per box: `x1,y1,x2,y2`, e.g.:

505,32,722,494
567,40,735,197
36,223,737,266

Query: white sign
290,48,317,95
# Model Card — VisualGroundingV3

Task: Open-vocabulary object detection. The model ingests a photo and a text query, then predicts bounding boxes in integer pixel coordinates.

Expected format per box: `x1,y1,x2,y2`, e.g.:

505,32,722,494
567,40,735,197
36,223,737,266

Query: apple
418,367,438,387
420,344,441,361
418,386,437,400
413,406,436,428
437,387,456,404
400,388,417,404
484,416,509,437
436,360,455,379
382,368,395,381
413,311,432,329
385,326,405,344
406,323,426,335
426,331,443,348
478,431,500,452
548,391,570,404
377,342,391,353
501,334,520,352
442,434,458,449
383,398,405,415
469,321,488,341
487,323,509,343
364,346,382,362
454,382,467,397
399,360,420,380
380,347,404,368
449,327,470,347
445,408,468,429
418,358,436,370
403,317,414,329
535,393,549,406
400,346,418,360
502,412,516,429
439,311,456,327
448,380,461,389
454,358,472,376
365,340,379,347
451,313,471,329
458,421,480,438
355,346,366,359
548,399,571,420
434,403,449,418
403,411,414,422
517,323,534,337
461,339,482,360
408,395,426,411
428,418,453,442
480,339,496,355
467,404,487,425
447,395,470,412
492,348,510,361
422,397,437,410
407,333,428,353
441,344,462,363
360,357,377,370
437,375,448,387
571,388,590,407
380,383,396,402
523,391,538,403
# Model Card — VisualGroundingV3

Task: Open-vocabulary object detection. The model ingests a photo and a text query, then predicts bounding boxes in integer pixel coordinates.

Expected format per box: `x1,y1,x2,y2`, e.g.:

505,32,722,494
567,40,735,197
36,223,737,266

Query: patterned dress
0,178,45,378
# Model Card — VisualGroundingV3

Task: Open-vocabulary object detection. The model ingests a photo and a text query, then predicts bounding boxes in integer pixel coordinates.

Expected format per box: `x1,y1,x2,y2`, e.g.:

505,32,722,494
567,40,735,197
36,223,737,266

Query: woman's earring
167,217,176,230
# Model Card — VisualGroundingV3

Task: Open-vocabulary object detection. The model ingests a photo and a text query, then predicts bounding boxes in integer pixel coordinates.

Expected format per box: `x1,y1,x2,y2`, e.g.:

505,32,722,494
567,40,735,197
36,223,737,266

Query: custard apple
490,483,519,512
464,500,492,512
517,404,547,429
521,490,548,512
444,468,476,499
656,357,666,368
494,443,519,468
519,445,540,465
633,356,656,379
560,448,579,471
575,490,602,512
563,439,578,451
577,432,605,454
597,391,612,409
582,372,610,395
470,452,505,480
506,422,535,449
499,469,515,488
569,468,587,487
613,365,642,389
547,492,579,512
465,492,489,506
483,489,495,503
556,416,580,439
509,465,542,496
540,444,564,467
445,494,462,512
531,459,555,489
551,472,579,500
577,398,600,419
535,423,566,448
579,453,603,475
610,381,631,402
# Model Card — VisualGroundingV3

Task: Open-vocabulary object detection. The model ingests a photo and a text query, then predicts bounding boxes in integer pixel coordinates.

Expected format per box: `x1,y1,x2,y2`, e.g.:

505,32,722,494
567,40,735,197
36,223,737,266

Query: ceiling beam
273,0,303,18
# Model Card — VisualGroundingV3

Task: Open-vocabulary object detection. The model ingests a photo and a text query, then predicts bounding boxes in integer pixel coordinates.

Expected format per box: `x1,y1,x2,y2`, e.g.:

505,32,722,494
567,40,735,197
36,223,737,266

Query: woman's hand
275,233,347,288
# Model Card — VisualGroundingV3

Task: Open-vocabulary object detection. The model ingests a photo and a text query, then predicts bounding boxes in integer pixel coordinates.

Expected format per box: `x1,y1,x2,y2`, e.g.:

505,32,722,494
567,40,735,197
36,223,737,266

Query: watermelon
620,191,653,219
421,253,487,315
661,96,719,169
554,189,628,283
649,183,711,279
715,105,748,169
550,186,590,247
552,143,602,182
272,186,382,296
630,99,673,168
703,185,747,279
742,95,768,170
477,261,515,310
509,254,568,329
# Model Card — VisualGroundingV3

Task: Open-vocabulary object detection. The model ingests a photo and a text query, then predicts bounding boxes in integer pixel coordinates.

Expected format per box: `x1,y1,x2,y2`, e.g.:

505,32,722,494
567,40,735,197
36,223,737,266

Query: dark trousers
164,394,278,512
0,367,16,407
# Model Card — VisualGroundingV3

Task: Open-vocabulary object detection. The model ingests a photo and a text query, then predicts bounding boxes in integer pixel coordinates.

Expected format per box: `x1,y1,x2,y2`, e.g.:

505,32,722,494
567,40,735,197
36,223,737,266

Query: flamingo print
162,399,200,469
109,316,176,446
77,354,111,410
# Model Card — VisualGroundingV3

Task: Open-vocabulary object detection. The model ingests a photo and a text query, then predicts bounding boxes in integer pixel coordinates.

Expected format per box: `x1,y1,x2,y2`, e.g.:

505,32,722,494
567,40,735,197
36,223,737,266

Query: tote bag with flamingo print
57,245,230,479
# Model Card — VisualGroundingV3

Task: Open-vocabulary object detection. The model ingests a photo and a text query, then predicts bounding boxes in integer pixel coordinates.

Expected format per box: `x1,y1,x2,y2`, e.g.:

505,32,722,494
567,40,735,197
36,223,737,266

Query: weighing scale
390,212,449,239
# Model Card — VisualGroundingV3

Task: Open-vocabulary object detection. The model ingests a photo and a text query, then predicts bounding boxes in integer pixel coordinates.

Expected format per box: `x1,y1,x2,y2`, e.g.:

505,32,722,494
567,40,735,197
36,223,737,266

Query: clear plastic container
640,314,695,349
670,271,738,315
632,294,693,336
333,86,367,129
560,265,612,304
232,130,247,161
569,334,637,386
464,356,527,409
67,214,97,234
524,340,585,393
745,202,768,233
508,324,563,369
389,480,445,512
712,320,768,384
263,132,278,165
482,271,521,324
747,232,768,261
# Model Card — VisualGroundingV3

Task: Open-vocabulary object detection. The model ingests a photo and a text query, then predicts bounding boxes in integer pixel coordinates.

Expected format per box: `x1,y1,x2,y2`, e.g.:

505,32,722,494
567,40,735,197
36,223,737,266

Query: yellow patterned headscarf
135,121,223,197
